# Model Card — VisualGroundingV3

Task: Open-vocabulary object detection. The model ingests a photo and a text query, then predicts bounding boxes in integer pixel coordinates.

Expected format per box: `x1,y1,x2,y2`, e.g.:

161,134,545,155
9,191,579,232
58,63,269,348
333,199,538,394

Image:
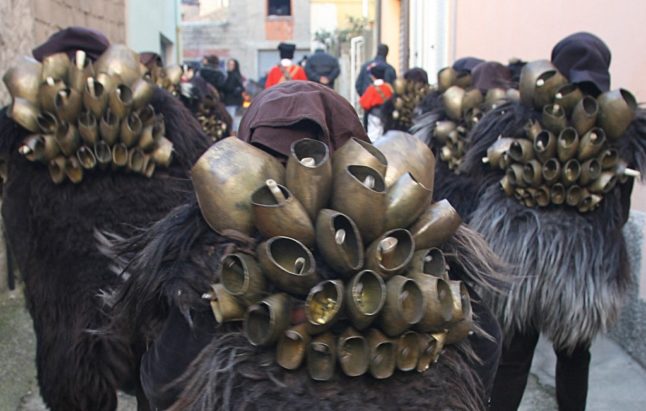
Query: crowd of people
1,23,644,411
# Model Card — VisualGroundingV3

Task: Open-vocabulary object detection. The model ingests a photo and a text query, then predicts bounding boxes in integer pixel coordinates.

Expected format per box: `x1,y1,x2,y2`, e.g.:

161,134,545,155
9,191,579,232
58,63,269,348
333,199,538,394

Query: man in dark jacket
199,54,226,93
305,46,341,88
355,43,397,96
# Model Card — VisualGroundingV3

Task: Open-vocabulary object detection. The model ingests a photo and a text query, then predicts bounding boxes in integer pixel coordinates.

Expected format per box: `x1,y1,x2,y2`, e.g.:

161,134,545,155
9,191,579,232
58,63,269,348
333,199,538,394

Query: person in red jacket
265,42,307,88
359,63,393,141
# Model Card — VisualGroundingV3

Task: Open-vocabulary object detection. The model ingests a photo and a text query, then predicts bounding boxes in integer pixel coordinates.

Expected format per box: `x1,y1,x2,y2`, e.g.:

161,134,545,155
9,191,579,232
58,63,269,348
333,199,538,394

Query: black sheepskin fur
0,87,211,410
460,102,646,351
103,198,510,411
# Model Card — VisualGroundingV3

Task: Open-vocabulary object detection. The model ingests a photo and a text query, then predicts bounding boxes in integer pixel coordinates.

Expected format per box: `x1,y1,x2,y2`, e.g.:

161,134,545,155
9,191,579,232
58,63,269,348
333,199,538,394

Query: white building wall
126,0,179,64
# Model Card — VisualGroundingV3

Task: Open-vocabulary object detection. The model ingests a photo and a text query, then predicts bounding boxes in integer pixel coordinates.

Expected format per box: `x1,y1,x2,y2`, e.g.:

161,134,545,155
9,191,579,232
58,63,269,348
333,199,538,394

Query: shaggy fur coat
0,88,210,410
104,197,507,411
459,102,646,350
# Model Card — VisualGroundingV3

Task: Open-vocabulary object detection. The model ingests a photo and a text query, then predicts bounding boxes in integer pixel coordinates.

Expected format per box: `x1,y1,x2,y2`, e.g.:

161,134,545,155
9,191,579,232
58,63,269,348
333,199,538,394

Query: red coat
359,82,393,111
265,64,307,88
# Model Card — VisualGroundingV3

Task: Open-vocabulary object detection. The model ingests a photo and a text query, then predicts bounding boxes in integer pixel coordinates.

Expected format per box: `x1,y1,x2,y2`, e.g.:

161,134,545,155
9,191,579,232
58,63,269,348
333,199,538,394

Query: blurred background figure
265,42,308,88
222,58,245,132
359,63,393,141
355,43,396,96
305,42,340,88
199,54,226,94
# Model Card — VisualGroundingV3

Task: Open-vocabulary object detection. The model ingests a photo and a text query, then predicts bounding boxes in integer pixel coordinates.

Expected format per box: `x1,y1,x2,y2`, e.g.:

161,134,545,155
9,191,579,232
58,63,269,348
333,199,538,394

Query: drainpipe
376,0,382,44
400,0,409,72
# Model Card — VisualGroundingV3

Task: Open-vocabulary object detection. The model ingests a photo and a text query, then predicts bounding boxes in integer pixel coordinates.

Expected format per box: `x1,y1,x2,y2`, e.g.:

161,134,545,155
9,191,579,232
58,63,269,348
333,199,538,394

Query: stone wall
0,0,126,106
612,211,646,368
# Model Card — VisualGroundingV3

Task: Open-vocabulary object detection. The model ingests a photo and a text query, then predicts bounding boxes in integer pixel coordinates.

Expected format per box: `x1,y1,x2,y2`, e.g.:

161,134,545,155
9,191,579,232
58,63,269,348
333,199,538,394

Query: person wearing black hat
455,32,646,411
355,43,397,96
265,42,307,88
1,27,211,410
360,63,394,141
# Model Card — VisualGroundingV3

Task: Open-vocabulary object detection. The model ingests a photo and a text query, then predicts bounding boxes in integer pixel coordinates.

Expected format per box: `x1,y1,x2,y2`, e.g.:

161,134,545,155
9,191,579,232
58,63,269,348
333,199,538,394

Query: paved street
2,288,646,410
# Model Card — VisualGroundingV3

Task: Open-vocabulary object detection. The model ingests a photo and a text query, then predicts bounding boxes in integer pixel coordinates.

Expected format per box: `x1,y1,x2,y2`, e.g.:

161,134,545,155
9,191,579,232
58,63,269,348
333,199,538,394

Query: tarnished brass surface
41,52,69,81
345,270,386,330
524,120,542,141
442,85,465,120
447,281,471,324
597,89,637,140
220,253,266,305
500,175,514,196
127,147,145,173
416,334,440,372
445,318,473,345
192,137,285,235
286,139,332,221
94,44,141,86
245,293,291,347
83,77,109,117
566,185,583,206
557,127,579,162
19,134,59,162
307,332,337,381
48,156,66,184
437,67,457,92
484,88,507,110
454,73,472,89
209,283,246,324
384,172,433,231
76,145,97,169
534,186,550,207
542,104,567,134
3,56,42,104
579,159,602,186
315,209,364,276
410,248,448,279
337,327,370,376
305,280,344,334
378,275,424,337
331,164,386,243
598,148,619,170
485,137,514,168
396,331,421,371
152,136,173,167
533,130,556,162
94,141,112,168
589,172,617,194
55,122,81,156
508,139,534,163
542,158,562,185
65,156,83,183
562,159,581,186
37,111,58,134
120,113,143,147
54,88,82,123
276,324,310,370
507,164,525,187
572,96,599,135
8,98,40,132
519,60,557,108
99,110,120,145
130,78,155,109
410,273,453,332
374,131,435,190
551,183,566,205
577,128,606,162
68,53,93,93
366,229,415,279
533,68,567,108
331,137,387,179
257,236,319,296
108,84,133,120
38,79,66,114
553,84,583,115
112,142,128,167
366,328,396,379
434,120,457,143
462,89,483,114
138,121,162,151
410,199,462,250
252,180,315,247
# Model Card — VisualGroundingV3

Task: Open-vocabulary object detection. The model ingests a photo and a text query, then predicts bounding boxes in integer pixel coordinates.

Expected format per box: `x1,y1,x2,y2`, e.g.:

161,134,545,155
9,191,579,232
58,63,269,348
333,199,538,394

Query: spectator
359,64,393,142
222,58,245,132
199,54,226,93
355,43,396,96
305,44,341,88
265,42,307,88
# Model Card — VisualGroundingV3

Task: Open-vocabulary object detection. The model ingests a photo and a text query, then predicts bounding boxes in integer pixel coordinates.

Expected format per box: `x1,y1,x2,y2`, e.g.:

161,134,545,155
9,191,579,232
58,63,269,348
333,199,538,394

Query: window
268,0,291,16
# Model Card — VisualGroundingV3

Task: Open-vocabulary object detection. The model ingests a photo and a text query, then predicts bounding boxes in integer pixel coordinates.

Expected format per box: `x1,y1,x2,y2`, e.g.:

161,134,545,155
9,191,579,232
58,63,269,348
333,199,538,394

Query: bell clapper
536,78,545,87
334,229,346,245
363,175,375,189
378,237,398,266
481,157,490,164
285,330,300,340
312,342,329,353
293,257,306,274
46,76,55,86
201,292,213,300
75,50,86,69
300,156,316,167
265,179,286,203
87,78,96,98
623,168,641,178
555,92,563,99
